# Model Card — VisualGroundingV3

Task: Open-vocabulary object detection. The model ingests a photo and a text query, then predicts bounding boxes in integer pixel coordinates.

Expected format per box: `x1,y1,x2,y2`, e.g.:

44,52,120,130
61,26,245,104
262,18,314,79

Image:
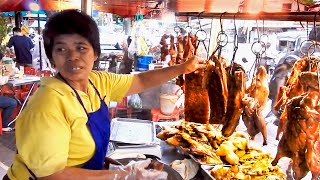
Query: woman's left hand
182,55,207,74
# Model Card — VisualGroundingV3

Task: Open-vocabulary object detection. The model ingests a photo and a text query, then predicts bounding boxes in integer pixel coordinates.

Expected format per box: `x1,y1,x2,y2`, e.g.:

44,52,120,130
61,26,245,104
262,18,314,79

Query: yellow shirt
7,71,134,179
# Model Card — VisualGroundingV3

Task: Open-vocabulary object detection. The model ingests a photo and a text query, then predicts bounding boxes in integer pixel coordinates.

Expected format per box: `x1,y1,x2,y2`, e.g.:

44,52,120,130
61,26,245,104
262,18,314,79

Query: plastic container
137,55,153,71
160,94,178,115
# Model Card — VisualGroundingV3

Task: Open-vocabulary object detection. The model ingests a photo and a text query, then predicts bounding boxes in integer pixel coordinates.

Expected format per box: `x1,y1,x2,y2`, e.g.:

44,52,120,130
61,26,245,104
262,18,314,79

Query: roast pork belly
222,64,246,137
184,71,210,124
204,56,229,124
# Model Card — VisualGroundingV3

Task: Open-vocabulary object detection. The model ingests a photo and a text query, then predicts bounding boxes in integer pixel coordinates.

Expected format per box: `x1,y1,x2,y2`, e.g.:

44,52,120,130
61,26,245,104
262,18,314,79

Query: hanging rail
175,12,320,22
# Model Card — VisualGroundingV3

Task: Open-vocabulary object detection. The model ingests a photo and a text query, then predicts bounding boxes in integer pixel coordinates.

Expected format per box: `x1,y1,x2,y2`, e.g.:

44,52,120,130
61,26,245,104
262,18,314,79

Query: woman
5,10,204,179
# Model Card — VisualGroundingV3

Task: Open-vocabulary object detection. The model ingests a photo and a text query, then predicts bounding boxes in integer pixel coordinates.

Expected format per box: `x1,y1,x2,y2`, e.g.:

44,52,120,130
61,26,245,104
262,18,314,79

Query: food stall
102,0,320,179
1,0,320,179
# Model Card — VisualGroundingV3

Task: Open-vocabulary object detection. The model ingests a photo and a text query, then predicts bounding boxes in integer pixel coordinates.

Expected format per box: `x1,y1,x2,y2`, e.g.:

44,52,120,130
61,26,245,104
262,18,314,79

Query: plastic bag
109,159,168,180
128,20,149,59
170,159,199,180
137,36,149,56
128,37,137,60
128,94,142,109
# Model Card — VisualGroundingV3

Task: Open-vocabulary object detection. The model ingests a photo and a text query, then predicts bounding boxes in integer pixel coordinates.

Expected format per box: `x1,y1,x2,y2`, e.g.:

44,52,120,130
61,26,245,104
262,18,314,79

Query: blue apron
59,73,111,170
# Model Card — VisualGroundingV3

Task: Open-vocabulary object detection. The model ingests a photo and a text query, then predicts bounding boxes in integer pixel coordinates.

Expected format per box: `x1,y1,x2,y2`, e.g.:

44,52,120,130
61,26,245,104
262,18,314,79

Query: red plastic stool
151,108,180,122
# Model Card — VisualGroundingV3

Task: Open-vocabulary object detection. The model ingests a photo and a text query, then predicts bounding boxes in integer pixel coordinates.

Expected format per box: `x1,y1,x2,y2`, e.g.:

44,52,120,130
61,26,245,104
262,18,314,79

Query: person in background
0,51,4,60
0,64,17,132
0,95,17,132
4,10,205,179
119,36,134,74
6,27,34,67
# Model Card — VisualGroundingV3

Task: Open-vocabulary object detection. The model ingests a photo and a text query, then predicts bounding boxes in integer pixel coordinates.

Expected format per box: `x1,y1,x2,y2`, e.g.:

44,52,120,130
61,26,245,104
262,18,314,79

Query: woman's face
52,34,97,82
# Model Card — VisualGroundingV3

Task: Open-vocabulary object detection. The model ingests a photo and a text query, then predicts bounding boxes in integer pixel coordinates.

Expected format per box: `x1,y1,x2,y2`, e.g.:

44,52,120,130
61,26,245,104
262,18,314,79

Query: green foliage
298,0,315,6
0,14,11,54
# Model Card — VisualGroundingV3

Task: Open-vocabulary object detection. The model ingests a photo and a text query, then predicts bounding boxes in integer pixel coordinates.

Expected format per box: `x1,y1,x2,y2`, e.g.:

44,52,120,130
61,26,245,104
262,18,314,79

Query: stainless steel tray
110,118,156,146
201,165,216,180
201,164,232,180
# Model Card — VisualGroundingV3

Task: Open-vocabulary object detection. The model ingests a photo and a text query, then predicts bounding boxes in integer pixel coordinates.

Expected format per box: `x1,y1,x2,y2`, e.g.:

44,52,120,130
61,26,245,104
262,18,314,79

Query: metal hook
195,11,208,57
174,15,181,35
198,11,205,31
196,11,207,41
185,17,192,33
262,19,264,34
219,12,227,32
314,10,320,43
230,13,239,74
208,12,228,61
300,39,315,57
256,19,260,42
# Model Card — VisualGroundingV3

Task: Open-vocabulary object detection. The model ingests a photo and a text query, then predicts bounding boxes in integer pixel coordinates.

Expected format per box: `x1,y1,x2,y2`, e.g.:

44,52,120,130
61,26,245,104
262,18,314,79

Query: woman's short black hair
43,9,101,65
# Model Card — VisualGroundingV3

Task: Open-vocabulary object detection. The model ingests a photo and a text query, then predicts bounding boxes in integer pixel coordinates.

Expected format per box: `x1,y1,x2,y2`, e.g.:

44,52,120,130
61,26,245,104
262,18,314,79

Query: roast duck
271,57,320,180
160,32,269,145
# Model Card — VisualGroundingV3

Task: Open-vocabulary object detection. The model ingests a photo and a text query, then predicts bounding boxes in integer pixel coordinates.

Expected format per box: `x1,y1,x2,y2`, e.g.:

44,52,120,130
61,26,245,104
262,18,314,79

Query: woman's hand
127,55,207,96
182,55,206,74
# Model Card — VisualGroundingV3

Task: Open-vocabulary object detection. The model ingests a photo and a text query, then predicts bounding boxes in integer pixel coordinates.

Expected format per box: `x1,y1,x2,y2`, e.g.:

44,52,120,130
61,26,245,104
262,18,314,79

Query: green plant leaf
298,0,315,6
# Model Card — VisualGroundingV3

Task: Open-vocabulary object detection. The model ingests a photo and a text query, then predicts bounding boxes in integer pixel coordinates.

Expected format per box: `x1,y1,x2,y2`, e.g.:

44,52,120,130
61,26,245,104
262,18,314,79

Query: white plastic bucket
160,94,178,115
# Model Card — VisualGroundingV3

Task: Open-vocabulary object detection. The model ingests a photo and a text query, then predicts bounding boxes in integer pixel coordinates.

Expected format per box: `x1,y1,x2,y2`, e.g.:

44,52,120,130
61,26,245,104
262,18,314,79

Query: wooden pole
81,0,92,16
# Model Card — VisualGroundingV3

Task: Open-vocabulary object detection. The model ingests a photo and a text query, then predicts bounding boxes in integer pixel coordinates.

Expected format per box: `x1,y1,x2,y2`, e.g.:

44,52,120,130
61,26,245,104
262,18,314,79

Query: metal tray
110,118,156,145
201,164,232,180
201,165,216,180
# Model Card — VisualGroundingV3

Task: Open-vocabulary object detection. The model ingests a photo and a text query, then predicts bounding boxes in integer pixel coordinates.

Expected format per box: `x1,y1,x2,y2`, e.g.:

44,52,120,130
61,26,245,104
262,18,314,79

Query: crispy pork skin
204,56,229,124
184,72,210,124
222,64,246,137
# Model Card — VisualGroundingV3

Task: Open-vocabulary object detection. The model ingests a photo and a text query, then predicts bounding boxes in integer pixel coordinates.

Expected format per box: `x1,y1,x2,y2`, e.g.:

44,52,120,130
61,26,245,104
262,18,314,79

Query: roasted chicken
241,66,269,145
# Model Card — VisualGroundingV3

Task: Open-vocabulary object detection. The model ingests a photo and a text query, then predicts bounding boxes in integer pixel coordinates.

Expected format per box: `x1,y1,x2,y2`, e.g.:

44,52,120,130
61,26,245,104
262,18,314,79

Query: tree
0,14,12,55
298,0,315,6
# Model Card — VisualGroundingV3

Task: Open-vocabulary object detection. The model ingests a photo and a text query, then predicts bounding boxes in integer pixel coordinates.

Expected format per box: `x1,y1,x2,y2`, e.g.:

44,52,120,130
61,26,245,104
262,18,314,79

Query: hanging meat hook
209,12,228,61
248,19,266,79
300,11,320,72
174,15,181,36
229,13,239,75
195,11,209,58
185,16,192,34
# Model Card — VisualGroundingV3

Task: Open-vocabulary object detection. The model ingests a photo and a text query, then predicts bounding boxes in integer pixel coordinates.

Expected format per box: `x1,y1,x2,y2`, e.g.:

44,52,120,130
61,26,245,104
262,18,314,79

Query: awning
0,0,317,18
0,0,80,12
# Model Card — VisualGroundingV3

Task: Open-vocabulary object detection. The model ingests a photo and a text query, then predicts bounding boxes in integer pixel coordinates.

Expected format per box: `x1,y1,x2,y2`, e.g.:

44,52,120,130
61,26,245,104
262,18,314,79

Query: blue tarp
1,10,46,17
